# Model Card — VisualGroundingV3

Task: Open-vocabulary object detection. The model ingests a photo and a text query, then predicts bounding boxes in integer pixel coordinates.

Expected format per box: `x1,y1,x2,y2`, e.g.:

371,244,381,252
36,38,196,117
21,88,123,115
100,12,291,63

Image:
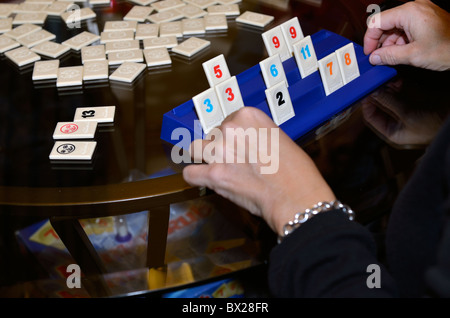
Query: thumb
183,164,214,188
369,44,415,66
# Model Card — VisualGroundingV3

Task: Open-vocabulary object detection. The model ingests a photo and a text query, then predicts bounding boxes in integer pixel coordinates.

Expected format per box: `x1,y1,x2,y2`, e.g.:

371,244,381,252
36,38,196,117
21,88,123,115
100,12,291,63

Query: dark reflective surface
0,0,449,297
0,0,394,189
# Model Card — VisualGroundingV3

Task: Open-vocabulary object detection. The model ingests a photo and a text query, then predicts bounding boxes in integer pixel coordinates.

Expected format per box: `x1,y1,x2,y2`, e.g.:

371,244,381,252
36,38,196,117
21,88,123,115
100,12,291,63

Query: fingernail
370,54,382,65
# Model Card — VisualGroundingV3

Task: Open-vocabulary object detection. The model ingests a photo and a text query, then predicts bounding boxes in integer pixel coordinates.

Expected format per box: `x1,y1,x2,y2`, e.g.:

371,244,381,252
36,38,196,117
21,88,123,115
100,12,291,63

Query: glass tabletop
0,0,448,298
0,0,390,190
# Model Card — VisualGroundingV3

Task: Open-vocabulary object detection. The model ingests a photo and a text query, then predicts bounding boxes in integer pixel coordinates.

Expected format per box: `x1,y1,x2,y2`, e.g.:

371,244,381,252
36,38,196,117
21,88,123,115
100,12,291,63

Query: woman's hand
364,0,450,71
183,107,336,236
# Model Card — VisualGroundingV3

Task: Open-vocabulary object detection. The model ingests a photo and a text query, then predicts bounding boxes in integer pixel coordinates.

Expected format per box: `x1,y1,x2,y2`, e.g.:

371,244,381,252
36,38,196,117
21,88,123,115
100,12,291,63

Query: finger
182,163,226,192
189,129,227,164
221,106,243,124
364,5,410,55
369,43,416,66
381,31,408,48
394,34,408,46
182,164,212,187
189,138,208,163
377,32,390,49
364,15,384,55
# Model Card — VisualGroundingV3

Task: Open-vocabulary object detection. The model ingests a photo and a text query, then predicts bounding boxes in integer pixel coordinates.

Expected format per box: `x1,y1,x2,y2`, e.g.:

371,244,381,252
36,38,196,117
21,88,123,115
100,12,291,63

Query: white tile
151,0,185,12
143,47,172,67
4,24,41,40
74,106,116,123
53,121,98,140
0,4,18,18
172,36,210,57
236,11,274,28
204,14,227,31
45,1,73,16
31,41,70,58
159,21,183,38
124,6,153,22
318,52,344,96
100,30,134,44
202,54,230,87
218,0,241,4
192,87,225,135
90,0,111,4
0,35,20,53
259,54,288,89
109,62,146,83
62,31,100,51
207,4,239,16
81,44,106,63
280,17,304,54
143,36,178,49
15,3,48,13
13,12,48,25
0,17,13,34
265,80,295,126
135,23,159,40
262,25,290,61
185,0,217,10
17,29,55,48
103,20,137,32
49,141,97,161
182,18,206,35
147,8,184,23
335,43,360,85
108,48,143,65
5,46,41,67
83,60,109,80
57,65,84,87
32,59,59,80
128,0,158,6
105,40,139,54
293,35,318,79
176,4,206,19
26,0,54,4
214,76,244,117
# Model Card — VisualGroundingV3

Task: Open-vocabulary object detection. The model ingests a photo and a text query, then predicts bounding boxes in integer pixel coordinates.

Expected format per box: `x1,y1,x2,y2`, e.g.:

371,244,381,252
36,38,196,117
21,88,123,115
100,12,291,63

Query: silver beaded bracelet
278,200,355,244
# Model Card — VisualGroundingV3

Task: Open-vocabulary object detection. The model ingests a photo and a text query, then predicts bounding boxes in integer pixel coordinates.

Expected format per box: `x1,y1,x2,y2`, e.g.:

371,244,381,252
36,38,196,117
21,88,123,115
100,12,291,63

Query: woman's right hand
364,0,450,71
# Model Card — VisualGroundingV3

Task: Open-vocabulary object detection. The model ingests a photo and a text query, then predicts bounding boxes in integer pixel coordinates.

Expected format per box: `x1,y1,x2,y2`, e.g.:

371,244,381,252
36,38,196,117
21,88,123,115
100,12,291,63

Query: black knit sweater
269,115,450,297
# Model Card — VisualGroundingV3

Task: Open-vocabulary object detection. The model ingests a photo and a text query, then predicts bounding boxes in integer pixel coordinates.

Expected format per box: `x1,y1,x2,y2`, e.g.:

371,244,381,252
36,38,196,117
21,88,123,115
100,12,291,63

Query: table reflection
1,0,448,298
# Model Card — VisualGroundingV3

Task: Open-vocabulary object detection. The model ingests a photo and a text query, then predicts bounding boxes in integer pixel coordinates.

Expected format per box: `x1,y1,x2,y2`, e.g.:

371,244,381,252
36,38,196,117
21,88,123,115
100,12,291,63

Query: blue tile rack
161,30,397,148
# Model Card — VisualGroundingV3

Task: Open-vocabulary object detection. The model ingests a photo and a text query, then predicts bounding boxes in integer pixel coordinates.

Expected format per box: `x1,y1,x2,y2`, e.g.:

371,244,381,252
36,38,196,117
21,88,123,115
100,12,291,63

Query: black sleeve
424,211,450,297
423,141,450,297
268,210,399,297
267,114,450,298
